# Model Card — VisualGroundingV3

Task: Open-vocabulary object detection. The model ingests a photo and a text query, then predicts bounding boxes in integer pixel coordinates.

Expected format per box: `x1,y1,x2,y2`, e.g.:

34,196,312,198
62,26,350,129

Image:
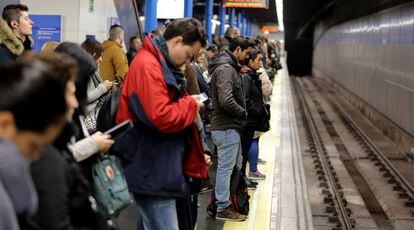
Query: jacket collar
223,49,241,71
0,18,33,56
142,34,182,92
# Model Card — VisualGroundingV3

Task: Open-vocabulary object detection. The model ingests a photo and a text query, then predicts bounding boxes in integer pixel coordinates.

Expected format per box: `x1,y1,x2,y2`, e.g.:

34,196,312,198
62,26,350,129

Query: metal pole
242,12,247,35
229,8,235,28
237,10,242,30
219,2,226,36
145,0,158,34
184,0,193,18
205,0,213,44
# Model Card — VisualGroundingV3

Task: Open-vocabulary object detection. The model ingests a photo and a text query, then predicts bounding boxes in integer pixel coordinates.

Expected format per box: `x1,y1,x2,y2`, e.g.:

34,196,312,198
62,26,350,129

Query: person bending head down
0,59,67,160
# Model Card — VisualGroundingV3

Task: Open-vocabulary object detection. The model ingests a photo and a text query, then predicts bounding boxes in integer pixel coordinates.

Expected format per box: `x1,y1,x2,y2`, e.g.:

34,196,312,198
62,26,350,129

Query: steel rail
294,79,354,230
312,78,414,201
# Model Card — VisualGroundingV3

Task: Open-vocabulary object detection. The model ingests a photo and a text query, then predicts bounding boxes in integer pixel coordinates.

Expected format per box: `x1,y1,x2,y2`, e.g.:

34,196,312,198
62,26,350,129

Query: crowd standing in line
0,3,282,230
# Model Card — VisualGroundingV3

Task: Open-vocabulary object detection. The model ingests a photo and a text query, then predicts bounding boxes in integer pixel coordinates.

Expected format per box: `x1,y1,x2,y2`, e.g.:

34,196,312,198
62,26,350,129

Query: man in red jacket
116,19,208,230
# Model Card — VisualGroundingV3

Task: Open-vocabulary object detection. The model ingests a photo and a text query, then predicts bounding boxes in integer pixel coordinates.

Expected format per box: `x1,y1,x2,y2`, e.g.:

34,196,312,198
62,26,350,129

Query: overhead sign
31,15,62,52
157,0,184,19
224,0,268,9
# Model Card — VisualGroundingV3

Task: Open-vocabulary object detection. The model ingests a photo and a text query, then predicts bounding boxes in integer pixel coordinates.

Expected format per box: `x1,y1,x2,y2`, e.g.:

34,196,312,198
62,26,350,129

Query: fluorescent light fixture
276,0,284,31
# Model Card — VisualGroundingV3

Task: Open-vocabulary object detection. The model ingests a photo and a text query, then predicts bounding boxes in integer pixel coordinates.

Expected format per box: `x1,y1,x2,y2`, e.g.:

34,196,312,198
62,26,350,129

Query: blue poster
31,15,62,52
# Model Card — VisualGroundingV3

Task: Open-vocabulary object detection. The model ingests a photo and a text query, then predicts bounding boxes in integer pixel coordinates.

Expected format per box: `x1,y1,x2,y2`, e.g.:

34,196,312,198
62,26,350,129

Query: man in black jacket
0,4,33,65
208,36,254,221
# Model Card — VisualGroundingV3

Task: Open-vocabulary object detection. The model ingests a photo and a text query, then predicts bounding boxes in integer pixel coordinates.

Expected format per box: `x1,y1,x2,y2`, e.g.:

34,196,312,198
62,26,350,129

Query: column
219,2,226,36
205,0,213,44
184,0,193,18
237,10,242,30
229,8,235,28
145,0,158,34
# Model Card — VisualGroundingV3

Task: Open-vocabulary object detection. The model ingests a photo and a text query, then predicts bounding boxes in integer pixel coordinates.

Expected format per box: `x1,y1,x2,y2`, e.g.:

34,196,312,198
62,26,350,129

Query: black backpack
207,170,250,218
96,89,121,132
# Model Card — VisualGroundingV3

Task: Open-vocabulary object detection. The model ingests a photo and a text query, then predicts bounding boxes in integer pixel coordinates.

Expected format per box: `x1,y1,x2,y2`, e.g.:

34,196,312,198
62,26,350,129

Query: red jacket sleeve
134,60,198,134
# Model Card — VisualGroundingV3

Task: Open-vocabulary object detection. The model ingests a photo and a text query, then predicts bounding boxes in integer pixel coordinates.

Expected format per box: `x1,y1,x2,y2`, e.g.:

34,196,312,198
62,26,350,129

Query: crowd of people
0,3,282,230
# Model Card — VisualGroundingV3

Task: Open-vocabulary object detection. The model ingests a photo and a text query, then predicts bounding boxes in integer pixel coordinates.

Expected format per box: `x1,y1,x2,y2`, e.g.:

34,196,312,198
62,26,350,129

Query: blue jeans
248,138,260,172
211,129,242,212
134,195,178,230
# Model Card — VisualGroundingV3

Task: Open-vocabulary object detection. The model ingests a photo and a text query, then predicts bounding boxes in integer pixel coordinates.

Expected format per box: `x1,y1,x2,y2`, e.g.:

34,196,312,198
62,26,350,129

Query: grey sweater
86,70,108,114
0,140,38,230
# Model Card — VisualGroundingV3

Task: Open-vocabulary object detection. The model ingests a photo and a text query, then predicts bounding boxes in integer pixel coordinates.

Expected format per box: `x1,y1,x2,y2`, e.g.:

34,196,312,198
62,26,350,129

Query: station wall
21,0,120,44
313,2,414,136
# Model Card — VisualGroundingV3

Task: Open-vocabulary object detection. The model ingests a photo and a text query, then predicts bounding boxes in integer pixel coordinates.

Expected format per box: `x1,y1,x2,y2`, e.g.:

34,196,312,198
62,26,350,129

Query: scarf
154,35,188,90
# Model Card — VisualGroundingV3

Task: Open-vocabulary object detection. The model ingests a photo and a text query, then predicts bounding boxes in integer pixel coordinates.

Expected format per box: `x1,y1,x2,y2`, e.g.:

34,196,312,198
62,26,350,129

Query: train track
294,78,355,230
294,76,414,229
310,77,414,213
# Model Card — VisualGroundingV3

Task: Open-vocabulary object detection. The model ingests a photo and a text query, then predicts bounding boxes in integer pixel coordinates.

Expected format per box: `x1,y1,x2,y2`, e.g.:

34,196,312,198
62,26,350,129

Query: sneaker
249,170,266,180
257,158,267,164
199,184,213,194
244,177,257,190
216,206,247,221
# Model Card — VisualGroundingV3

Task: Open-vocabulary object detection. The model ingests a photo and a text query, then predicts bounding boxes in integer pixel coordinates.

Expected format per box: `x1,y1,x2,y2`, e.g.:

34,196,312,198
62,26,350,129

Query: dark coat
31,124,104,230
126,47,137,66
242,66,267,129
0,19,32,65
208,49,247,133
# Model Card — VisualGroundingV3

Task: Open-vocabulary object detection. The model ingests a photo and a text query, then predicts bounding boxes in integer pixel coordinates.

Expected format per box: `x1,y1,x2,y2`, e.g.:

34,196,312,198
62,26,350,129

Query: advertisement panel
31,15,62,52
224,0,268,9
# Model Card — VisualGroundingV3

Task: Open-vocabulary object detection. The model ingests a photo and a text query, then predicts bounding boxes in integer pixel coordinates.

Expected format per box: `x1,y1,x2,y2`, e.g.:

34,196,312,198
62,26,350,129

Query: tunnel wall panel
313,2,414,136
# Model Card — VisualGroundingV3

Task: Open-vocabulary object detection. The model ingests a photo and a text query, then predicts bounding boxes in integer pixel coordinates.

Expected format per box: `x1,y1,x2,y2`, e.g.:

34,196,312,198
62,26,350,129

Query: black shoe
244,177,257,189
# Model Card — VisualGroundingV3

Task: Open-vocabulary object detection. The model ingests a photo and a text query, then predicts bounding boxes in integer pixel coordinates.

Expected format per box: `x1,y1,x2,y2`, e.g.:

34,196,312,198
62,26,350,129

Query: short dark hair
109,24,124,40
206,44,218,53
224,27,239,40
81,38,104,61
2,4,29,27
129,36,140,44
246,49,262,63
229,36,255,52
164,18,207,47
18,51,78,90
0,59,66,132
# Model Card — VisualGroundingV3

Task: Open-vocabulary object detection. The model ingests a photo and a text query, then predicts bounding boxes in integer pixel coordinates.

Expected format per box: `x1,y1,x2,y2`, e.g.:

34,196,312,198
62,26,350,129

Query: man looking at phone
116,19,208,229
208,36,254,221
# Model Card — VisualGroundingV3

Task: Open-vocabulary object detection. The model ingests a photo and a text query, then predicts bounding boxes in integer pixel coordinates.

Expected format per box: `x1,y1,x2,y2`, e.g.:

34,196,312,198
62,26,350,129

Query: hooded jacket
0,18,33,65
208,49,247,133
99,40,128,82
115,35,207,197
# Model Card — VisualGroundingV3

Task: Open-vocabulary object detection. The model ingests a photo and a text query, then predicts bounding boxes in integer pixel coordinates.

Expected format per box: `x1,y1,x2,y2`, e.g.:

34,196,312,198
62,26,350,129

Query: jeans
248,138,260,172
211,129,242,212
134,195,178,230
241,127,256,175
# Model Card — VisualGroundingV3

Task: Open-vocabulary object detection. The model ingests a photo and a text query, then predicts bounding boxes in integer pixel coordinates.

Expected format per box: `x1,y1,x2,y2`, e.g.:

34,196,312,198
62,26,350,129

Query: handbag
91,154,134,218
257,103,271,132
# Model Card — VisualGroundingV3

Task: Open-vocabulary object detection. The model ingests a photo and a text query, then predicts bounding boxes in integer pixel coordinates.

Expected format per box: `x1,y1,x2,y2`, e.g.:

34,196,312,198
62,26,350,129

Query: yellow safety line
223,74,282,230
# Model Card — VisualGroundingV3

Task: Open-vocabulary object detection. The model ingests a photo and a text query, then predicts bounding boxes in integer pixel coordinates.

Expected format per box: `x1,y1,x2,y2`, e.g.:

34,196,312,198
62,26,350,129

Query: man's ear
9,19,19,30
171,36,184,47
0,111,17,139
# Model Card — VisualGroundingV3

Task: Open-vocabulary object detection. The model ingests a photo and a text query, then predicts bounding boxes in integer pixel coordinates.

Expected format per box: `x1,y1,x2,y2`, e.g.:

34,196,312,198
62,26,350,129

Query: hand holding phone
194,92,208,103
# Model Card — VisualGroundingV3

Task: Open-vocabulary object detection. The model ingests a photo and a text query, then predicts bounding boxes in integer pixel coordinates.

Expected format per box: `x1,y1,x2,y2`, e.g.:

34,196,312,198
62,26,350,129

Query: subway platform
196,58,313,230
115,58,314,230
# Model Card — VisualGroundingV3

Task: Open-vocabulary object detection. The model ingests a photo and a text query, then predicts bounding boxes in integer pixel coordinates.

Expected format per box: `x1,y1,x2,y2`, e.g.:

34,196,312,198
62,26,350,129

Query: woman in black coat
240,49,269,181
